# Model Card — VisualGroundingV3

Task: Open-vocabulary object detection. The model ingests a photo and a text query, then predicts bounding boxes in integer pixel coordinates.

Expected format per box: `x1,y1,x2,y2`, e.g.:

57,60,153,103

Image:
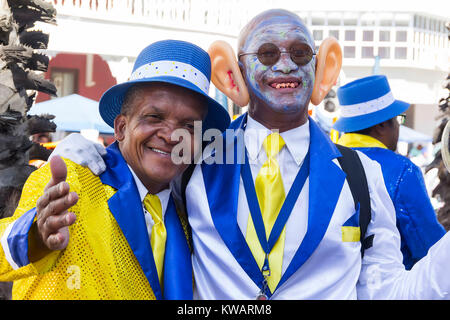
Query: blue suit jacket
354,147,445,269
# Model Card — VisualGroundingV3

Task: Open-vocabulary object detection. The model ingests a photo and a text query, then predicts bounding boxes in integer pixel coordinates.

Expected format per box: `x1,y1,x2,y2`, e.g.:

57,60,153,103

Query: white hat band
339,91,395,118
130,60,210,95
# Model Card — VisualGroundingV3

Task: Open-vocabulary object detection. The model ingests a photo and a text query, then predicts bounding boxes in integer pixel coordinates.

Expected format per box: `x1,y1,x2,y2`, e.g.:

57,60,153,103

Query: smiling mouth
149,147,171,156
270,82,299,89
268,78,302,90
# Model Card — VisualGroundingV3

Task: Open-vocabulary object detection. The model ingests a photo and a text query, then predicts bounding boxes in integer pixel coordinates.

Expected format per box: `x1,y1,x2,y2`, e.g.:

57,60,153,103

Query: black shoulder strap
335,144,374,257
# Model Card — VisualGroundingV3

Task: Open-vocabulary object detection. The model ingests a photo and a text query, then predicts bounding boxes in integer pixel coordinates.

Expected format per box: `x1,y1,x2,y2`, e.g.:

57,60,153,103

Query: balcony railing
51,0,278,36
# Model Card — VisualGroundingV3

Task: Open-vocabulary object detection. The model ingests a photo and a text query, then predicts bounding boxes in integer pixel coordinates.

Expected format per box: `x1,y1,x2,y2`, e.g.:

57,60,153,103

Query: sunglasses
396,113,406,125
238,42,316,67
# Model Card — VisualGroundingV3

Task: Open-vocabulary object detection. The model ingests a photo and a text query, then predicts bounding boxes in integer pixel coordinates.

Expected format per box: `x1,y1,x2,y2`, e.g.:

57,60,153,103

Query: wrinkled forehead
240,16,314,52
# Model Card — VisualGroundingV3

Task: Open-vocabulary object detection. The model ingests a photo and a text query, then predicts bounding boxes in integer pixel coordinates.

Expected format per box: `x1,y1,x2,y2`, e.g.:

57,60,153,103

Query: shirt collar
127,164,171,216
244,114,310,166
337,133,388,149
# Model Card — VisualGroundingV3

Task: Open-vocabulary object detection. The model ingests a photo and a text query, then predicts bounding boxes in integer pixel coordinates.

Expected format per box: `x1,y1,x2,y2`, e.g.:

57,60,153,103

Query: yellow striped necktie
245,132,286,293
143,193,167,288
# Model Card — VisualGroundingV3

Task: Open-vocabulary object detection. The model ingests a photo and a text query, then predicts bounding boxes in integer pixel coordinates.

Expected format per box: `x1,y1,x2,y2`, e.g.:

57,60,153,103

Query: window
419,16,425,29
395,20,409,27
345,30,355,41
378,47,390,59
51,69,78,98
362,46,374,58
379,13,394,27
329,30,339,39
328,17,341,26
395,47,407,59
313,30,323,40
380,19,392,27
363,30,374,41
394,13,410,27
344,46,356,58
379,31,390,42
361,13,376,26
396,31,407,42
312,17,325,26
343,18,357,26
343,13,358,26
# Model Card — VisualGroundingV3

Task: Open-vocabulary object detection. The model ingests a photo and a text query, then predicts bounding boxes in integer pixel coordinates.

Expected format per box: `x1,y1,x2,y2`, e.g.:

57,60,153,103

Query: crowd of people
0,9,449,300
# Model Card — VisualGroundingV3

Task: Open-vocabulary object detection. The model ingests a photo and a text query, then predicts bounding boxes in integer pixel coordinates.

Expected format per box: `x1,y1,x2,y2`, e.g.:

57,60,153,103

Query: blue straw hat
99,40,230,132
333,75,410,133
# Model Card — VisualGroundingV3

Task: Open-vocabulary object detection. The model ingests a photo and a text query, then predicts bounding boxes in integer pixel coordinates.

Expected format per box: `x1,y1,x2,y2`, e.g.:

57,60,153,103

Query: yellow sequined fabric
0,158,156,300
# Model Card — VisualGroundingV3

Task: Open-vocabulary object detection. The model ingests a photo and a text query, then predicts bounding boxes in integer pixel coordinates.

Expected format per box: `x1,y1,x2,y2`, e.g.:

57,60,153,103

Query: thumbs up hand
35,156,78,251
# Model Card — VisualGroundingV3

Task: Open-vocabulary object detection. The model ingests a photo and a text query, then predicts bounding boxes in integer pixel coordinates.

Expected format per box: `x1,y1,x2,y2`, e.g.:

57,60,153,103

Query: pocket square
342,203,360,242
341,226,360,242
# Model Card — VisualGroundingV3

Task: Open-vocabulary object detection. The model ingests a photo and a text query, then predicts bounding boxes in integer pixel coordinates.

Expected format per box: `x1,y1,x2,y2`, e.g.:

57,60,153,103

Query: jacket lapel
163,196,193,300
202,115,346,295
277,118,345,290
100,142,163,300
201,114,265,290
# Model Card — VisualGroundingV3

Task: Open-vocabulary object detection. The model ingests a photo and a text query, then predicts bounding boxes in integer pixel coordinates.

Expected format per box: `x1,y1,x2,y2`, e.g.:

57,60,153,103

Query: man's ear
311,37,342,105
113,115,126,141
208,40,249,107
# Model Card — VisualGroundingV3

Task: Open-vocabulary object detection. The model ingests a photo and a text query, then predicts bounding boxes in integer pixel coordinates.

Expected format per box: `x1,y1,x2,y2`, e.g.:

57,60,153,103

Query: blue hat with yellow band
333,75,410,133
99,39,230,132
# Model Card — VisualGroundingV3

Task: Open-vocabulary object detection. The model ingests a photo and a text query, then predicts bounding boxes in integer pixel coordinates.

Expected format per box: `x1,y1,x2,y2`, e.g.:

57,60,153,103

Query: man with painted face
51,9,450,300
188,9,450,300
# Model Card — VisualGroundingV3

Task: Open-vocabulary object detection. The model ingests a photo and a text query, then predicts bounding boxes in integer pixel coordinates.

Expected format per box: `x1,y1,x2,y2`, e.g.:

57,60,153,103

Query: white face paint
240,19,316,115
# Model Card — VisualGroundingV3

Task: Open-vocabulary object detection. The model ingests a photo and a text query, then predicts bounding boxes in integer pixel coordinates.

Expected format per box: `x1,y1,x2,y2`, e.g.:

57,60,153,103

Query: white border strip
130,60,210,95
0,220,20,270
340,91,395,118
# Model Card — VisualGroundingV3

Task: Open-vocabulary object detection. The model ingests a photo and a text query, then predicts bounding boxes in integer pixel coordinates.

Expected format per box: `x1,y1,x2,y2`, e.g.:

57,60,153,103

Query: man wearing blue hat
0,40,230,299
334,75,446,270
46,10,450,300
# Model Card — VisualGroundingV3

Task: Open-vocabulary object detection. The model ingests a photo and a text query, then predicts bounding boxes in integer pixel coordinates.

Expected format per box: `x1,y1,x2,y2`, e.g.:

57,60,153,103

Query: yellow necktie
246,132,286,293
143,194,167,288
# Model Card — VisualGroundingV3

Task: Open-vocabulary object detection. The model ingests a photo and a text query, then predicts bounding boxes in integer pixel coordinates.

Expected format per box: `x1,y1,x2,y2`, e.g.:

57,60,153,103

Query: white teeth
151,148,169,155
272,82,299,89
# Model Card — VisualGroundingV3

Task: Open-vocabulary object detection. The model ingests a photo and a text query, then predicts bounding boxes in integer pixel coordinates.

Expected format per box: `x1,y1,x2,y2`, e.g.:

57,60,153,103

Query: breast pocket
341,203,361,242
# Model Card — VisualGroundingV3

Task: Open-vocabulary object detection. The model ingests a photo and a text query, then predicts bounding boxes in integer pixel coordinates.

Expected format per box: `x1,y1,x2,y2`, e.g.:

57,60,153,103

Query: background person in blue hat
334,75,446,270
0,40,230,299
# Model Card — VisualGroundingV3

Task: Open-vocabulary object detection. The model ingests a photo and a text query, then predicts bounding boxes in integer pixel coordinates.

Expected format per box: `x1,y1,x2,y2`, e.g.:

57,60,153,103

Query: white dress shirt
238,115,310,274
128,165,171,241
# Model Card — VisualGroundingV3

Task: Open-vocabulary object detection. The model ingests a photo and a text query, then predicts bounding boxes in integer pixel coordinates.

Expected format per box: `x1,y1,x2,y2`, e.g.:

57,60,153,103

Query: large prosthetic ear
311,37,342,105
208,40,249,107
